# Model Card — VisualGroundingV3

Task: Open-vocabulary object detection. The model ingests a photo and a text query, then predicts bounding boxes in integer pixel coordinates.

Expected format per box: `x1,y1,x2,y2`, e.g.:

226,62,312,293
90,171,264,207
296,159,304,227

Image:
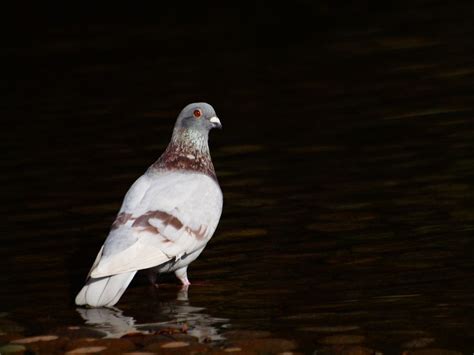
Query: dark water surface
2,3,474,354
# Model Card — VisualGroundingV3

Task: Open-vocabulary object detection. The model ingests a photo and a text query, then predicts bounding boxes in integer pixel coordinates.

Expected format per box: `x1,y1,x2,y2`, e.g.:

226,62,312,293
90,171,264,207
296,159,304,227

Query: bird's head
157,102,221,174
174,102,222,134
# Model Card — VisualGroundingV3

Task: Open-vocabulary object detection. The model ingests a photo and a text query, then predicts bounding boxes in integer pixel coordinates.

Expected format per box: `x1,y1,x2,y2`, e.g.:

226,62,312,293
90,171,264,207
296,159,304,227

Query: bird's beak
210,116,222,129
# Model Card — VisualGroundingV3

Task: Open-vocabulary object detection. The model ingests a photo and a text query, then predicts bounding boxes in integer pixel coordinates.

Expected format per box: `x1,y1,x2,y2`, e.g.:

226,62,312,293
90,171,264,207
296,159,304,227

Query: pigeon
75,102,223,308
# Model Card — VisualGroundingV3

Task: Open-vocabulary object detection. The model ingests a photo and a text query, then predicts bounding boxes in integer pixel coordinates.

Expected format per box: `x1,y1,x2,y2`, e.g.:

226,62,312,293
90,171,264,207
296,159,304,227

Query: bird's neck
150,128,216,179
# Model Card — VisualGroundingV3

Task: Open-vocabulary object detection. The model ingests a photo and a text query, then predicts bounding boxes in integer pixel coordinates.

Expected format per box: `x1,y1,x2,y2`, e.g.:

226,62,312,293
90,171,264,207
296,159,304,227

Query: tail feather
75,271,137,307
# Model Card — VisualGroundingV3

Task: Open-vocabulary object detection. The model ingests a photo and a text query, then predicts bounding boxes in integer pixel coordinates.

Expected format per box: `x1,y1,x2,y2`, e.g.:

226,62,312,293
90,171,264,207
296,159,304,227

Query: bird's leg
175,266,191,287
147,269,159,288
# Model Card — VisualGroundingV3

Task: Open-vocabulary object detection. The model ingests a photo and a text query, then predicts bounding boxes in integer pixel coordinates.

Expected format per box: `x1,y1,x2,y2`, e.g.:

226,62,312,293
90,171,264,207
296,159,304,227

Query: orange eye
193,109,202,119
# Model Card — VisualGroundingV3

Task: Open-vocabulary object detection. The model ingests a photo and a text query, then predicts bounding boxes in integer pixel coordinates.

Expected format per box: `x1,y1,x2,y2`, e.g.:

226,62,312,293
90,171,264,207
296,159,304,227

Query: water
2,3,474,353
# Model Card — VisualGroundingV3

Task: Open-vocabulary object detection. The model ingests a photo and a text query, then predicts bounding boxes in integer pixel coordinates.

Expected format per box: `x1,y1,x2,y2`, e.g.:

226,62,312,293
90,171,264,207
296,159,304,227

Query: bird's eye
193,109,202,119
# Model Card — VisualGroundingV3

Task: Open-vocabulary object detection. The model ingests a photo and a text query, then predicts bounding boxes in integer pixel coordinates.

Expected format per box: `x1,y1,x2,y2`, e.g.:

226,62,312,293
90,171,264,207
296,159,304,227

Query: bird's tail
75,271,137,308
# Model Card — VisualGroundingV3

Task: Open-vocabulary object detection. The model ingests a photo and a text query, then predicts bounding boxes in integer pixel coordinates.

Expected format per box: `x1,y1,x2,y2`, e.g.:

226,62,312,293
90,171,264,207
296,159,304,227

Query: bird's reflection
77,306,138,338
77,287,228,342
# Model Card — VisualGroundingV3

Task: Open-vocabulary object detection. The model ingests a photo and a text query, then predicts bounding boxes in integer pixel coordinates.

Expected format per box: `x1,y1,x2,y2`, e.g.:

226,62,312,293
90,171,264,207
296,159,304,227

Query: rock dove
75,102,223,308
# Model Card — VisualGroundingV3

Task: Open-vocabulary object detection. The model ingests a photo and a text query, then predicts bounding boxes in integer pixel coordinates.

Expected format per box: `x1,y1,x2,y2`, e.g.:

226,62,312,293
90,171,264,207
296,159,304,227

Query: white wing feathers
88,171,222,278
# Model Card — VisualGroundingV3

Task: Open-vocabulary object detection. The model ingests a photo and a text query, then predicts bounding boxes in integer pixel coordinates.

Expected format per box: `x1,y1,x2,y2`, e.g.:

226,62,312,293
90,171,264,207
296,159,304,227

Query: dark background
2,2,474,353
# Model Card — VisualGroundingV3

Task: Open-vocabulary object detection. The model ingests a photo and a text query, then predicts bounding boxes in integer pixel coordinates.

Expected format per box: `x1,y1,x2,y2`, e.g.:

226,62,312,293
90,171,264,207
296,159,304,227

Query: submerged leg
175,266,191,287
147,269,159,288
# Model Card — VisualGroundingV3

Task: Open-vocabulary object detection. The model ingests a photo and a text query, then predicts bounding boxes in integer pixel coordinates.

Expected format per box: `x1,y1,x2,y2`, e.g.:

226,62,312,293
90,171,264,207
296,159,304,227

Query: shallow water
2,3,474,354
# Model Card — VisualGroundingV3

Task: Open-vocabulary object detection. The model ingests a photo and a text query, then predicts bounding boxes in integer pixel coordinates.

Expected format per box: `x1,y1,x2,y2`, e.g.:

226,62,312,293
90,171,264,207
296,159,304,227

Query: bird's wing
89,171,222,278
